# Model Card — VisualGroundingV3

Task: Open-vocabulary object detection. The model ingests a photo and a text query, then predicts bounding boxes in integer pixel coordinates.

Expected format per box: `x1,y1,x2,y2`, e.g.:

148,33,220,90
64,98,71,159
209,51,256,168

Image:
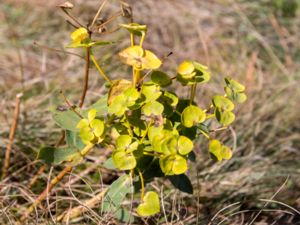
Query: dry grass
0,0,300,224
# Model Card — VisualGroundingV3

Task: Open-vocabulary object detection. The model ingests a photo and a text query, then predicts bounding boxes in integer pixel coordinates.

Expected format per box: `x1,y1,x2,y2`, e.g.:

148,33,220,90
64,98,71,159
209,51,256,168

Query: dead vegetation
0,0,300,224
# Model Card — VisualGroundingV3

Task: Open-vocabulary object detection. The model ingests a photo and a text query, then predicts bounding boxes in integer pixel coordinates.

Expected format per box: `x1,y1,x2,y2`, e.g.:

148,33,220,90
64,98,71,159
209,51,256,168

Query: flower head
76,109,105,144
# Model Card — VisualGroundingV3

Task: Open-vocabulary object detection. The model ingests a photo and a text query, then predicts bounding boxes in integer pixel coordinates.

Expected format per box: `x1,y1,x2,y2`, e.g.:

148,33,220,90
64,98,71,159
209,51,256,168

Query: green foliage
42,19,247,220
168,174,193,194
101,174,133,222
209,139,232,161
136,191,160,217
38,146,80,165
177,61,211,85
52,108,82,131
181,105,206,128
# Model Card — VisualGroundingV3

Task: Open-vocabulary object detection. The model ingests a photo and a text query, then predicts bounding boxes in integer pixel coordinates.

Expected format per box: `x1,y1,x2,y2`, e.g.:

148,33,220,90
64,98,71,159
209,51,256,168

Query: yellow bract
177,61,195,79
118,46,161,70
71,27,89,43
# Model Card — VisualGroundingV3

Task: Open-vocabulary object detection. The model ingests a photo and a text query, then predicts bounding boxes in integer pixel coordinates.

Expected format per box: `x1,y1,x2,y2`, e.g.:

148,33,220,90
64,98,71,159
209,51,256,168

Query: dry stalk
1,93,23,179
56,188,108,222
19,144,95,223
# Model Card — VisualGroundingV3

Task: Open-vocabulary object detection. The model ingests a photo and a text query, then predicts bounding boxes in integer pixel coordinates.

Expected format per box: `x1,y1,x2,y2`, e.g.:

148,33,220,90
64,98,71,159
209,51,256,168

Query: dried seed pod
58,1,74,9
120,1,132,19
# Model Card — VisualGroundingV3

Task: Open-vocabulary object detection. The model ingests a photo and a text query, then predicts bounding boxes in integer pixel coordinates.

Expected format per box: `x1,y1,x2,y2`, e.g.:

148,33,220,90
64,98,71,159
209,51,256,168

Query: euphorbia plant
25,2,247,222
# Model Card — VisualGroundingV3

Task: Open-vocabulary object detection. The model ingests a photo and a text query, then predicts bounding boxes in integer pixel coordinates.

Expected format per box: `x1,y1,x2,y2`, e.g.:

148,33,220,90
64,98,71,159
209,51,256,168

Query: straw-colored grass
0,0,299,224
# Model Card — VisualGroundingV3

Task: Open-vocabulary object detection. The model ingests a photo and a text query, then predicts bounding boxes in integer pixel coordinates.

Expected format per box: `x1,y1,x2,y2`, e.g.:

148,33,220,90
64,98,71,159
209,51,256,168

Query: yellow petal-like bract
71,27,89,43
118,46,161,70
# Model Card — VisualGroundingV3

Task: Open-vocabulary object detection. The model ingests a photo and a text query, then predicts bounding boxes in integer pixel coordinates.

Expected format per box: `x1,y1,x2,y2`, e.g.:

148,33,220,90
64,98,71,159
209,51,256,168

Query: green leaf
193,62,211,83
136,191,160,217
236,93,247,103
172,155,188,174
67,40,114,48
224,77,247,103
181,105,206,128
123,87,140,107
108,79,132,105
88,109,97,121
38,146,81,165
151,71,172,87
102,157,116,169
151,130,174,154
220,111,235,126
88,41,114,47
176,61,210,85
79,126,95,144
52,109,81,131
108,94,128,116
90,119,105,137
148,125,163,142
159,154,188,175
108,86,140,116
116,135,132,149
65,130,85,150
168,174,193,194
225,77,245,92
142,101,164,116
88,95,108,115
120,23,147,36
162,91,178,107
209,139,222,161
215,108,235,126
102,175,131,217
141,82,161,102
177,136,193,155
112,150,136,170
212,95,234,111
209,139,232,161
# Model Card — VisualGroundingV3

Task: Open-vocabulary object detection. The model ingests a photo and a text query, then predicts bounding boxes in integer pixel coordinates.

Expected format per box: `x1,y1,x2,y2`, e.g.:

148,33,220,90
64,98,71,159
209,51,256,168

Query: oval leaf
181,105,206,128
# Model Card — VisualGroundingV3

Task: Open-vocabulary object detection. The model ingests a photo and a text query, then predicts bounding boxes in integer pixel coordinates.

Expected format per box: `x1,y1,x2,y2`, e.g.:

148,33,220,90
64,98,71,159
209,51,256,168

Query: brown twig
89,0,108,30
28,164,47,188
2,93,23,179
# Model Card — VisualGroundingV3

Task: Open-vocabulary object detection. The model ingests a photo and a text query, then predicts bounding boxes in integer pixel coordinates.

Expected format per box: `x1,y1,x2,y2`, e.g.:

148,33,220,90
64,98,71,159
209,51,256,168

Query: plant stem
90,53,111,83
138,170,145,201
133,69,140,87
140,120,153,143
199,130,211,140
189,83,197,105
28,164,46,188
130,33,135,46
79,47,91,108
2,93,22,179
19,144,94,222
139,32,145,47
